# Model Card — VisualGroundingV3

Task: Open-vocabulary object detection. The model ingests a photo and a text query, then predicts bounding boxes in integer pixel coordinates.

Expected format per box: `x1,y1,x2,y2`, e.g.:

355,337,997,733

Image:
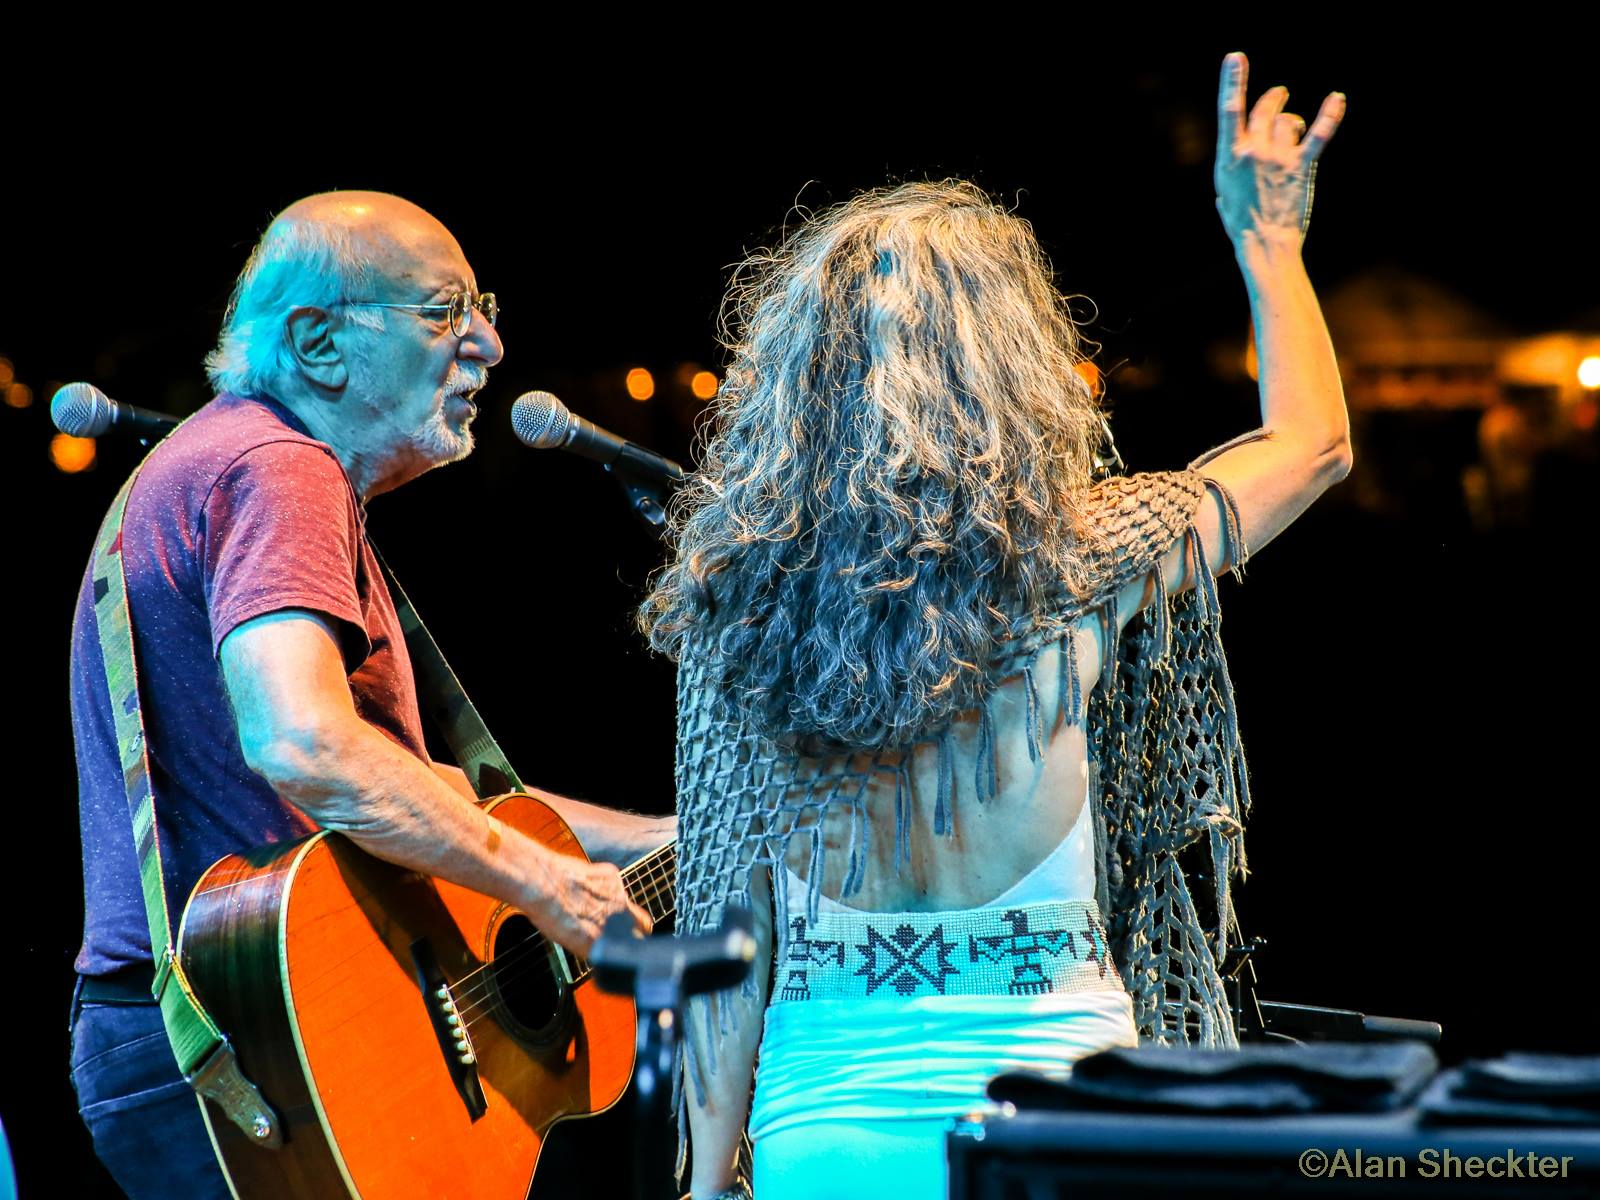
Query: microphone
51,382,180,441
511,390,684,487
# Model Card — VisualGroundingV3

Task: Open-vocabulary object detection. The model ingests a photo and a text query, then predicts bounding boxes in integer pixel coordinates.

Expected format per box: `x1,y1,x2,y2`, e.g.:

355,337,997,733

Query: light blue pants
755,1118,951,1200
748,990,1138,1199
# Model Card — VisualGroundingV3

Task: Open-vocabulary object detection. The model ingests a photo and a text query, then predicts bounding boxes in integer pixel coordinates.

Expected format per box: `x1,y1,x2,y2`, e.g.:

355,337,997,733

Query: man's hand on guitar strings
526,850,653,956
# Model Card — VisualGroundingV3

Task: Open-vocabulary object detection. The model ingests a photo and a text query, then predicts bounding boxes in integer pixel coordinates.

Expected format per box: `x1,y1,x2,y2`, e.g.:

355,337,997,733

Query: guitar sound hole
491,915,568,1041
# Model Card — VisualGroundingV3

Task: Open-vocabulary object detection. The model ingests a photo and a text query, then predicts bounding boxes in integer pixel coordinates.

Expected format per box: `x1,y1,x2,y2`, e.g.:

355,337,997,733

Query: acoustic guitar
177,791,676,1199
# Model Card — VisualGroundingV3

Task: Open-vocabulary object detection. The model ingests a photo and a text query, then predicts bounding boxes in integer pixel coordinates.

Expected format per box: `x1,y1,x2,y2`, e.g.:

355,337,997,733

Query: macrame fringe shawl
667,456,1263,1179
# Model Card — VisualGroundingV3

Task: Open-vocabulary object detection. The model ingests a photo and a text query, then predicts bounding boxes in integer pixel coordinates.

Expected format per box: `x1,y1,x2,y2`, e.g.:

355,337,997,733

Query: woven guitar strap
91,466,523,1150
90,468,282,1148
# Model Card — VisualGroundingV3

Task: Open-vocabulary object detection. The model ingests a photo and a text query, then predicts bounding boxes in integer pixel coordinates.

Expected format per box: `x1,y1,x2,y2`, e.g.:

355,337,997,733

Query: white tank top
758,800,1134,1143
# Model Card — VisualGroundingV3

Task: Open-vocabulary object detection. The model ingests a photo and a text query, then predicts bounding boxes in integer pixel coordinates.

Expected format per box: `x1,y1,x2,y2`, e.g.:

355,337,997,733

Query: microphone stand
1223,935,1442,1046
591,909,757,1200
605,444,684,531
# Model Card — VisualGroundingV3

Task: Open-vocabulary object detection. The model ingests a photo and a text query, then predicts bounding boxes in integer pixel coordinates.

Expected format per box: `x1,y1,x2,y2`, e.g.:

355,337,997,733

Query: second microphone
510,390,685,487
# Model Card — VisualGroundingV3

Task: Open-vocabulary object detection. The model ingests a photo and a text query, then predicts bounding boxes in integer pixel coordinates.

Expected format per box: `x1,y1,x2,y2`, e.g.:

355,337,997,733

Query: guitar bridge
410,938,487,1121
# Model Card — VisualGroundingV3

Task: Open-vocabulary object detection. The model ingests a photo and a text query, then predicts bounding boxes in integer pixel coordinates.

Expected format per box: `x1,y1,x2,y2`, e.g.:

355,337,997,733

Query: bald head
275,189,449,234
273,191,466,285
204,190,473,401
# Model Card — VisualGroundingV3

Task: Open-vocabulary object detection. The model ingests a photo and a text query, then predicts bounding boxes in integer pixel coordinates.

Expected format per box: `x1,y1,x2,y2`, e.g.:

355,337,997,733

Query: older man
67,192,669,1199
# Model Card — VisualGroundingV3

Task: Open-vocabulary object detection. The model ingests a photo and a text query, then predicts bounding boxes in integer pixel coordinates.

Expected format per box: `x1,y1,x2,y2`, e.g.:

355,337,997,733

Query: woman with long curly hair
643,53,1349,1200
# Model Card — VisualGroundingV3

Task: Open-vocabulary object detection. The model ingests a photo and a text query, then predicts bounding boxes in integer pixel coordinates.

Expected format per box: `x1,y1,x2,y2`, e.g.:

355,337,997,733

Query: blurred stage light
51,433,97,473
690,370,719,400
0,358,13,386
5,382,32,409
626,367,655,401
1578,356,1600,389
1075,360,1103,398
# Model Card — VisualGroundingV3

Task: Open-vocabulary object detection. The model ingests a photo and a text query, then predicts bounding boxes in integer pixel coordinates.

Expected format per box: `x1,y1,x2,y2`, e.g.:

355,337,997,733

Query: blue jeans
68,976,231,1200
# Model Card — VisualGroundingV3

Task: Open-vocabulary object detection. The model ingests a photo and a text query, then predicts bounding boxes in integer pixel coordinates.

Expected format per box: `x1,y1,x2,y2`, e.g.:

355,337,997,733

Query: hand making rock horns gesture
1214,52,1346,245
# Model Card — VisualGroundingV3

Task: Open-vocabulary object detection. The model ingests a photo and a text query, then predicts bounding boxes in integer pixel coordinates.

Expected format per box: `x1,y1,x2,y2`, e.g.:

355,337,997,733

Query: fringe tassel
1193,530,1253,822
1149,565,1171,663
1098,601,1119,692
772,857,790,941
1060,631,1082,728
935,729,954,835
1190,518,1253,941
698,992,718,1081
1022,661,1042,763
806,825,824,926
841,790,866,898
1206,477,1250,578
675,1081,689,1181
975,700,999,802
1088,756,1112,921
1187,527,1206,616
894,758,912,870
1211,823,1233,951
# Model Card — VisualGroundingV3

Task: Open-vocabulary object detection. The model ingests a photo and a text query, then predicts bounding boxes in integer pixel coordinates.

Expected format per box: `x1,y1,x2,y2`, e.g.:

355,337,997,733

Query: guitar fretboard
561,842,676,984
623,843,677,926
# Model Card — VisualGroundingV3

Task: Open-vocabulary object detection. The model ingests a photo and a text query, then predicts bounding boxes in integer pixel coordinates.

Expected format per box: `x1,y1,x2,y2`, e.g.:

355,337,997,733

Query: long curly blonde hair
641,180,1107,753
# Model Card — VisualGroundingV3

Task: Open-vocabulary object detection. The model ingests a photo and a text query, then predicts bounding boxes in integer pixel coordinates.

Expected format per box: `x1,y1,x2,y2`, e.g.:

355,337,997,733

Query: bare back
784,614,1108,911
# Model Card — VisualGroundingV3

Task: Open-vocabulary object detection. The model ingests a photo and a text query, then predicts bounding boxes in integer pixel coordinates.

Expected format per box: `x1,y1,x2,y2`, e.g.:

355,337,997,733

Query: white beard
413,404,474,463
412,361,486,464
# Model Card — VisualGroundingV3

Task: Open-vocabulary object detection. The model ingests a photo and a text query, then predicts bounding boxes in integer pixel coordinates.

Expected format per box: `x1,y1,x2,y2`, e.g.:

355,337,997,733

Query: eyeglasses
337,290,498,338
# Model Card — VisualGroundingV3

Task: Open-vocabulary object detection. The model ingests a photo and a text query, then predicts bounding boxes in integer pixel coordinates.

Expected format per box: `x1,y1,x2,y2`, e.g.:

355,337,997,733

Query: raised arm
1120,52,1351,627
221,609,649,953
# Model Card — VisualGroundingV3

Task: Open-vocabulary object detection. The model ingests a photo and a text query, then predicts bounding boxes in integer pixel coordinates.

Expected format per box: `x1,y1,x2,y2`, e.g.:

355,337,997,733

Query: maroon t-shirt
70,394,429,975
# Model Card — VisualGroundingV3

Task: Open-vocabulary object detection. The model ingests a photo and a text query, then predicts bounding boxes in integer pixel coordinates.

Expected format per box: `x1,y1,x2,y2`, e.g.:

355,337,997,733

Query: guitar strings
446,872,678,1029
446,866,676,1016
445,858,678,1029
447,869,675,1019
446,847,674,1001
448,864,674,1010
454,880,679,1033
456,902,682,1034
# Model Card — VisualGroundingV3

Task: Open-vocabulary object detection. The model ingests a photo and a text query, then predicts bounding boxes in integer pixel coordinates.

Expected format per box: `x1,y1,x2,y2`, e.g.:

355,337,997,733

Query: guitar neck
557,843,677,987
621,843,676,927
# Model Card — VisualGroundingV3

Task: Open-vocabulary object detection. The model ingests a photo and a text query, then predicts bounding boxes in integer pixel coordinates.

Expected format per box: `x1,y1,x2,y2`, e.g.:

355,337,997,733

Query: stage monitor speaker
947,1109,1600,1198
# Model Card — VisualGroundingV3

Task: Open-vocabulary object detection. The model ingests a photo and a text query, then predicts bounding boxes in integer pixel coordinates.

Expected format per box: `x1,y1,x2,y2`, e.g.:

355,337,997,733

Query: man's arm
430,762,674,869
222,609,648,954
521,788,675,869
429,761,481,802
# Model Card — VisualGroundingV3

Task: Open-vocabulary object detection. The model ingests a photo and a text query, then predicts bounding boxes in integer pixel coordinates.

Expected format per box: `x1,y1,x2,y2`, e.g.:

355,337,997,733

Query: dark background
4,36,1596,1198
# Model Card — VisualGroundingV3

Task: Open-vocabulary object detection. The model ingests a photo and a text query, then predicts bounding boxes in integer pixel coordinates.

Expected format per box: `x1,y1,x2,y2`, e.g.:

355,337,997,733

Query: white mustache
445,363,489,397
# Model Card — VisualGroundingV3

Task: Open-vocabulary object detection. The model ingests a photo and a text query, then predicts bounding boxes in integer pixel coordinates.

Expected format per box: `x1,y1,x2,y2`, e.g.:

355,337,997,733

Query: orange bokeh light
1074,360,1102,398
626,368,655,402
5,382,33,409
51,433,97,473
690,371,719,400
0,358,14,386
